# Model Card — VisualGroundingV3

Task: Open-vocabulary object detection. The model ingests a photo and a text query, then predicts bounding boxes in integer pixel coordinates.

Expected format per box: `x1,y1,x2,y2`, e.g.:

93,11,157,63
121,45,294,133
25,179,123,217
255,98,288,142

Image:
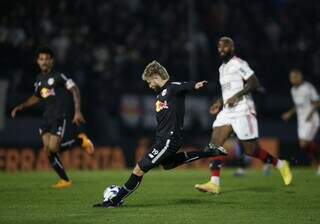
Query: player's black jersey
34,71,75,119
155,81,195,139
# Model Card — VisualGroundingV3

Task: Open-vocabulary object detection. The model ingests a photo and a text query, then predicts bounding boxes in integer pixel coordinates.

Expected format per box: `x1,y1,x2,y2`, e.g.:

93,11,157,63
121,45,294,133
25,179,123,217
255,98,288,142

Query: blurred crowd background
0,0,319,154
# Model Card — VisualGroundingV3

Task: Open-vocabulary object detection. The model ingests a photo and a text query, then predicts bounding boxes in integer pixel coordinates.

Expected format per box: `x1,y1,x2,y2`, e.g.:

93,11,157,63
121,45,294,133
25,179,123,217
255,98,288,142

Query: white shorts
297,121,319,141
212,110,259,140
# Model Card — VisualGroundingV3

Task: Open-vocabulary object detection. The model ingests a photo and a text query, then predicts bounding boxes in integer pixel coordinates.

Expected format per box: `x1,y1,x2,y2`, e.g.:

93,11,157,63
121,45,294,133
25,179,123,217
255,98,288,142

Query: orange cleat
52,179,72,189
78,133,94,154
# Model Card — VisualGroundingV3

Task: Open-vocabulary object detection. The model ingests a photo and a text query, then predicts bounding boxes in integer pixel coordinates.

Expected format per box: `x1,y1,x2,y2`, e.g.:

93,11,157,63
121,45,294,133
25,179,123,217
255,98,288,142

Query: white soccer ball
103,185,120,202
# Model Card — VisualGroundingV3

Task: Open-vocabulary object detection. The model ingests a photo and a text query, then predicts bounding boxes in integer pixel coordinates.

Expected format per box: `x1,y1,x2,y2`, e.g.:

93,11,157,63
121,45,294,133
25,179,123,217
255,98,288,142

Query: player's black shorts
39,116,66,137
138,137,182,173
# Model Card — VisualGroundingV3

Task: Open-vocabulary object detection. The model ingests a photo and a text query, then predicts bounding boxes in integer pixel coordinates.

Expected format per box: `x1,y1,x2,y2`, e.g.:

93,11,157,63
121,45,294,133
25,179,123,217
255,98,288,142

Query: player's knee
48,145,59,153
133,164,145,176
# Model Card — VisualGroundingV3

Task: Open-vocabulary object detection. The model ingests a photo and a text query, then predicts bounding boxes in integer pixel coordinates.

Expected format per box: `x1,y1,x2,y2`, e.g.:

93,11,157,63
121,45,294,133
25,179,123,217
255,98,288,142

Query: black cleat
205,143,228,157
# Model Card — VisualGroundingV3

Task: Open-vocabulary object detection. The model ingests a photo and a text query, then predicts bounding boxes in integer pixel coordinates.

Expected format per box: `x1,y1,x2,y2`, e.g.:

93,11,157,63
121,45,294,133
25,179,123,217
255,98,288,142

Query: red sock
306,142,319,162
210,157,224,177
251,148,278,166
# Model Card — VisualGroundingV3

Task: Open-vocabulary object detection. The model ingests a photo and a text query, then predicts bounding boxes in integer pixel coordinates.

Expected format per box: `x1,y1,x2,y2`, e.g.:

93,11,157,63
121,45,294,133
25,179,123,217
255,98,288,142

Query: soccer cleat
205,143,228,157
195,182,220,194
278,160,292,185
52,179,72,189
78,133,94,154
93,200,123,208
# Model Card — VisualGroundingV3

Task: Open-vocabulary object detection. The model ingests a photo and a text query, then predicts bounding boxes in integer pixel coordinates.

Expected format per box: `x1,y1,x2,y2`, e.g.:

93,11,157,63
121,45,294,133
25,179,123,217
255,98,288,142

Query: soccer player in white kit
195,37,292,194
282,69,320,175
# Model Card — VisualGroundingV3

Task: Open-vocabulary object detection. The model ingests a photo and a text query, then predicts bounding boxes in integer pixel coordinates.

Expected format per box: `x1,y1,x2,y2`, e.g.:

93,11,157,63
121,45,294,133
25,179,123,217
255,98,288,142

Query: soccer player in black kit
93,61,227,208
11,47,94,189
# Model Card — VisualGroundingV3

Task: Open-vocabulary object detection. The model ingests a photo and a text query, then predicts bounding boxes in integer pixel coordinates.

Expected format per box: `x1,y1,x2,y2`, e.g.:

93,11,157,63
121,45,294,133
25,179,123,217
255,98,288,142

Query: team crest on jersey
155,100,169,112
48,78,55,85
161,89,167,96
40,87,55,98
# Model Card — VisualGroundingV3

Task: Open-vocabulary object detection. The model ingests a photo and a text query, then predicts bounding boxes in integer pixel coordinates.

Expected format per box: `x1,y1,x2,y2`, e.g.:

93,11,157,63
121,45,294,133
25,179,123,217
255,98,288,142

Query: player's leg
48,134,72,188
194,125,233,194
235,114,292,185
298,122,319,174
234,141,247,177
93,138,173,208
161,144,227,170
59,123,94,154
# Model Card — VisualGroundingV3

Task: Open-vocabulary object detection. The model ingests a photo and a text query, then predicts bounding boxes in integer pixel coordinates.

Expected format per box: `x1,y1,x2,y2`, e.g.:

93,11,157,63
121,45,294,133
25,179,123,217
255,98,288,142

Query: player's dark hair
36,47,54,58
219,36,234,47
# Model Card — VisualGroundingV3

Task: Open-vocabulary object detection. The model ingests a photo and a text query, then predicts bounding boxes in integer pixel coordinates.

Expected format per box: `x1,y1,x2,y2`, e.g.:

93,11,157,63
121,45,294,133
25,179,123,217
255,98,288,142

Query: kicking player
282,69,320,175
195,37,292,194
93,61,227,208
11,47,94,188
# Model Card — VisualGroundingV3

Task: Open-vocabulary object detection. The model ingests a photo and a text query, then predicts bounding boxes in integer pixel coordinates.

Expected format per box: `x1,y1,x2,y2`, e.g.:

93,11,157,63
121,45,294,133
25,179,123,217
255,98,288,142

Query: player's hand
225,95,238,107
73,111,86,126
195,81,208,89
281,112,292,122
210,100,222,116
11,105,23,119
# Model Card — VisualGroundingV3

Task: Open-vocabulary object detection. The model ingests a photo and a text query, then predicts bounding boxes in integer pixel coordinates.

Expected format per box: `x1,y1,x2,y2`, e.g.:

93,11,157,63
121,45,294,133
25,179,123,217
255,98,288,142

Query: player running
282,69,320,175
194,37,292,194
93,61,227,208
11,47,94,188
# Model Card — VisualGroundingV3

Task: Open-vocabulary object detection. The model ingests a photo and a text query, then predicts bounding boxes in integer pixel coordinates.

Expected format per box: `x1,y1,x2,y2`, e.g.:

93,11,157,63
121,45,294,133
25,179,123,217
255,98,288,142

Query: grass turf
0,168,319,224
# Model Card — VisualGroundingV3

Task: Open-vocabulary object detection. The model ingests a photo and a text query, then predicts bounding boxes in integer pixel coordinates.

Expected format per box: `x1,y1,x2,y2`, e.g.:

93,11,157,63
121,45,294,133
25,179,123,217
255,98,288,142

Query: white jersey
219,56,256,118
291,81,320,124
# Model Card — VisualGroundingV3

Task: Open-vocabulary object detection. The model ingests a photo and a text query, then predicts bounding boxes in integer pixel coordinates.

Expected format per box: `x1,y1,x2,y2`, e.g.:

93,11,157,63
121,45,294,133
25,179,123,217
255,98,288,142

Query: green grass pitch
0,168,319,224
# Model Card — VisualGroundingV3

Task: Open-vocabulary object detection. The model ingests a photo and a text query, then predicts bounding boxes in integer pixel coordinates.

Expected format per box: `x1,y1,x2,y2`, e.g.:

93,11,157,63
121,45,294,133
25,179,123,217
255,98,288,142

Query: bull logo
155,100,169,112
40,88,55,98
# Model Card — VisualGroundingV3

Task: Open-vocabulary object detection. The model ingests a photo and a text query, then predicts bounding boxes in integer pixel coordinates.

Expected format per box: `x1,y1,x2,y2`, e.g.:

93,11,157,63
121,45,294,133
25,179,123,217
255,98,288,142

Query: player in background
93,61,227,208
11,47,94,188
195,37,292,194
282,69,320,175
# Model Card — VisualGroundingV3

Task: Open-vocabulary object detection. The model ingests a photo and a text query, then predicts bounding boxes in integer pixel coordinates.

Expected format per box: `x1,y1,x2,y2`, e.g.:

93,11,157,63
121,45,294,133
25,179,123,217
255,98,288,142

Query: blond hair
142,60,170,80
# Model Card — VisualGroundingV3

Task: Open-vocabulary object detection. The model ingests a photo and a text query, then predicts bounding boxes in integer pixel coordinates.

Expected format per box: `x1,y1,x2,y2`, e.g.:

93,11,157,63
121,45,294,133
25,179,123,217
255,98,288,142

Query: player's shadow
221,186,275,194
125,198,237,208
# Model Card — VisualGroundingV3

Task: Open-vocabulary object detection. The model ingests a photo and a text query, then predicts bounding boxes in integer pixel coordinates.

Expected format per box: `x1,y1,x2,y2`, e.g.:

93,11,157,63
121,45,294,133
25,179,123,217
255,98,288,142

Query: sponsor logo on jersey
40,87,55,98
161,89,167,96
155,100,169,112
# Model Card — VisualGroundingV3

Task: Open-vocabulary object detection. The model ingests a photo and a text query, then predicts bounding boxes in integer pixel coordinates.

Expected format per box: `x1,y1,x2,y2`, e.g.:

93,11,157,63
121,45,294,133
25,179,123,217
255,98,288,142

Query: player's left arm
60,74,85,126
226,60,259,107
171,81,208,94
226,75,259,107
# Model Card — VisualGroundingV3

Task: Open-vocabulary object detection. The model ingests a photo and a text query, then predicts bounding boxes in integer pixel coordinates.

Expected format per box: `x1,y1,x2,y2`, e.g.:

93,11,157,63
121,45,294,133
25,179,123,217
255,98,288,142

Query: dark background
0,0,319,165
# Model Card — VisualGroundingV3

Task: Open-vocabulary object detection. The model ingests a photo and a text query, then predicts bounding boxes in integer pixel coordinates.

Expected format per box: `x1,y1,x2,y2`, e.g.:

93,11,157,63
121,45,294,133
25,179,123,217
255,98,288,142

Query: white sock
276,160,284,169
210,176,220,185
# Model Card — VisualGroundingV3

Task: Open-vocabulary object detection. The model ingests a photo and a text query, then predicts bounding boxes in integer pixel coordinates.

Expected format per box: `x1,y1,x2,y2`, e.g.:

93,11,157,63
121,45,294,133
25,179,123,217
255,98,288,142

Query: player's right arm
11,95,40,118
281,107,296,122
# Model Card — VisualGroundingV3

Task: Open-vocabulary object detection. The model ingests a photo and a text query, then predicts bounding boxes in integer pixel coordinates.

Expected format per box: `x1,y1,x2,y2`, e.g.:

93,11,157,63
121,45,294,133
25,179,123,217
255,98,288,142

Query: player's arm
11,95,40,118
226,75,259,107
306,85,320,121
171,81,208,94
282,107,296,122
60,74,85,126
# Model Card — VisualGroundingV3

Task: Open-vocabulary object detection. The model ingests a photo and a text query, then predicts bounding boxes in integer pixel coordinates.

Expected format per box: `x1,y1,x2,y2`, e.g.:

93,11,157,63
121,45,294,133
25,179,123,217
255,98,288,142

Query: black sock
48,154,69,181
60,137,83,152
111,173,143,204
